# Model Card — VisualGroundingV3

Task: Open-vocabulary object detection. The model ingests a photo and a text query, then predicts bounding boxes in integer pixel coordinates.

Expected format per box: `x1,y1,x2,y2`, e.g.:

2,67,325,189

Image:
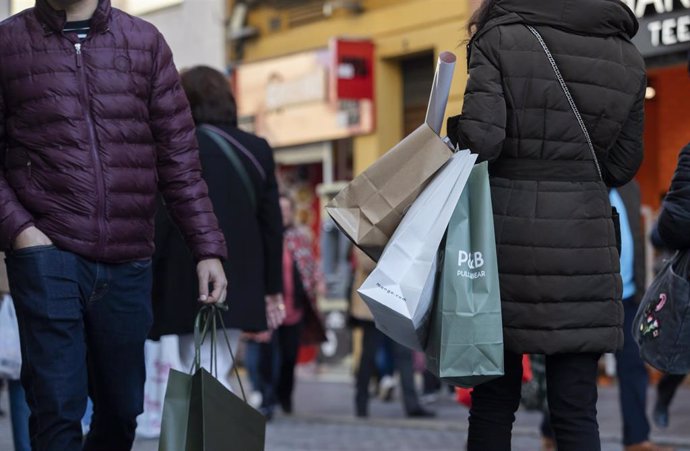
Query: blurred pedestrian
151,65,285,388
650,141,690,429
609,183,670,451
541,182,672,451
245,193,324,418
0,2,228,451
0,254,30,451
274,193,323,414
350,249,434,418
449,1,646,450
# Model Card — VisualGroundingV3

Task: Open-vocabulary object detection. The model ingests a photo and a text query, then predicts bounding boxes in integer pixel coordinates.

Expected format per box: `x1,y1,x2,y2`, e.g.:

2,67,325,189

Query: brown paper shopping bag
326,52,457,261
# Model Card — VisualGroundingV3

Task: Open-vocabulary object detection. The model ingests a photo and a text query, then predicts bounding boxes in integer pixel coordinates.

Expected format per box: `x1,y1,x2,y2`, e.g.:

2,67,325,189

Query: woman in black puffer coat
448,1,646,450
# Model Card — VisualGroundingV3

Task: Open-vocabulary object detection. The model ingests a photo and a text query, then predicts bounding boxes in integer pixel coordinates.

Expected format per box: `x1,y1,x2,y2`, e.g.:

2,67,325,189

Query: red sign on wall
330,38,375,101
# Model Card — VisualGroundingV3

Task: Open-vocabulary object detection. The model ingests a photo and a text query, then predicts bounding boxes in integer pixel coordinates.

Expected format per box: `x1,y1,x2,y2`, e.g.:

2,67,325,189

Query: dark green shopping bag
425,162,504,388
159,306,266,451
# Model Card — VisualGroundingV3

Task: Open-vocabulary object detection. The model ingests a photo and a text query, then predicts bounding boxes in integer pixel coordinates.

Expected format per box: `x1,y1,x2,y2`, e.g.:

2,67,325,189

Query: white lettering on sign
679,15,690,40
623,0,690,18
647,15,690,46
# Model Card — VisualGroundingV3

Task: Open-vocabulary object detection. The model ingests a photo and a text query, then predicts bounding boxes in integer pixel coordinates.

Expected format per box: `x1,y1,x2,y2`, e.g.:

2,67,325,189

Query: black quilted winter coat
449,0,646,354
0,0,226,263
657,143,690,251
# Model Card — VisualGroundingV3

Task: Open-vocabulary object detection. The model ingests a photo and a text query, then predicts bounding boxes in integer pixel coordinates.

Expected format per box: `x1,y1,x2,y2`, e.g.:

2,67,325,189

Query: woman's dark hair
180,66,238,127
467,0,498,37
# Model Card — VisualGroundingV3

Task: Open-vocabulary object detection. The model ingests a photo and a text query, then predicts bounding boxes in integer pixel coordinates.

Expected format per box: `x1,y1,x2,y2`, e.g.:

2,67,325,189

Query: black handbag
633,251,690,375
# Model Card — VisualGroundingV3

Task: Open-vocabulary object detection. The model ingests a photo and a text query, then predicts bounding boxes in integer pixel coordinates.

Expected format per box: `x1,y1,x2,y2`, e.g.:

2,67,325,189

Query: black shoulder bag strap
527,25,621,252
198,125,258,212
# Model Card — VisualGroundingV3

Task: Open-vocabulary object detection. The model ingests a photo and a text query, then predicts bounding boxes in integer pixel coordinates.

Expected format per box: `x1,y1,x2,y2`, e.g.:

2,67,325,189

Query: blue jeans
616,298,651,445
244,337,280,411
6,245,153,451
9,379,30,451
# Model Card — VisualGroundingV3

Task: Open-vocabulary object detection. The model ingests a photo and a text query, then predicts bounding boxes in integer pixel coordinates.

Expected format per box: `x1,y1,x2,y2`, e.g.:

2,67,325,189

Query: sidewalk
2,368,689,451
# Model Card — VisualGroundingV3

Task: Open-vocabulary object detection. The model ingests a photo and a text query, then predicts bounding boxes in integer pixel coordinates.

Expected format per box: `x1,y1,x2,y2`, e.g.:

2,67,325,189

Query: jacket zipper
75,42,107,259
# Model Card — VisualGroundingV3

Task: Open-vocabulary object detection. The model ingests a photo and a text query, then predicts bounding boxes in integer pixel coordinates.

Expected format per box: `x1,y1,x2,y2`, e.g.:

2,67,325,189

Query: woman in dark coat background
448,1,646,450
651,141,690,431
151,67,284,383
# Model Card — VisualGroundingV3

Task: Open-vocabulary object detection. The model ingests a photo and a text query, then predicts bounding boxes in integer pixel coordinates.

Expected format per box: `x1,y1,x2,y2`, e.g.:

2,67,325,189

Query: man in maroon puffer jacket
0,1,228,450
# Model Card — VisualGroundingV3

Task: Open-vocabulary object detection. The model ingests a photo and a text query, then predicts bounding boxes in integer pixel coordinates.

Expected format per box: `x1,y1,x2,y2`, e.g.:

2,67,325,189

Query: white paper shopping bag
357,150,478,351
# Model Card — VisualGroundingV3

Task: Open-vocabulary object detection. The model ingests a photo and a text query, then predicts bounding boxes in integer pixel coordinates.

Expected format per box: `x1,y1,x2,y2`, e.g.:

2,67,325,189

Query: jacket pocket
4,150,32,190
7,247,81,321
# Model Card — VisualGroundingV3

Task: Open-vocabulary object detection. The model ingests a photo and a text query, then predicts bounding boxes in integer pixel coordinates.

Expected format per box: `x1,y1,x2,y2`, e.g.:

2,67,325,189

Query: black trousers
616,299,651,445
468,351,601,451
275,323,302,412
355,322,422,416
657,373,686,409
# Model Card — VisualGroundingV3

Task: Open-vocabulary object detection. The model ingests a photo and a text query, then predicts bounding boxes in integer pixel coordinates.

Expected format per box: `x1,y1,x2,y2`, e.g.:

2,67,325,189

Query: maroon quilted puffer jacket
0,0,227,263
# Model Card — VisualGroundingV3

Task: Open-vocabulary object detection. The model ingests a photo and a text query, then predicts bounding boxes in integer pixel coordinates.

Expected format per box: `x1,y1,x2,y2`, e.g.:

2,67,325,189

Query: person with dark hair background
449,1,646,450
151,66,285,384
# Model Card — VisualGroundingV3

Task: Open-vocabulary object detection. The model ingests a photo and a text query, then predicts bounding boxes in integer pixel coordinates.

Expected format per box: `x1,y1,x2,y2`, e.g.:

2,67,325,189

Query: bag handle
526,25,603,182
198,125,258,212
192,304,248,402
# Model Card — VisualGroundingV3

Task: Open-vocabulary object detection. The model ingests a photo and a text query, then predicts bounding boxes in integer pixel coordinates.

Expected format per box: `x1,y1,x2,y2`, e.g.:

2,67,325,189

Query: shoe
653,401,670,429
541,436,557,451
280,399,293,415
248,391,263,409
421,392,439,405
406,407,436,418
624,441,674,451
379,375,396,402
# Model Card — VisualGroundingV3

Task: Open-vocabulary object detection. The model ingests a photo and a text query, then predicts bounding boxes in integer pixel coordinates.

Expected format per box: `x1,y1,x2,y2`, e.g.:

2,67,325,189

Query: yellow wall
239,0,473,175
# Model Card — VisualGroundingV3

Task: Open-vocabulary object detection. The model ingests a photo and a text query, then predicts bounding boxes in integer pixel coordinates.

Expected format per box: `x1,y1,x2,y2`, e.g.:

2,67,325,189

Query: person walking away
0,2,229,451
350,248,434,418
610,183,672,451
150,66,284,389
650,141,690,430
448,1,646,450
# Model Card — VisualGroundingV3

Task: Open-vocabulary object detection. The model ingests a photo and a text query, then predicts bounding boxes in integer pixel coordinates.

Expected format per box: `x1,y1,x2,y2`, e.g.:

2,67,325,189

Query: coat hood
480,0,638,40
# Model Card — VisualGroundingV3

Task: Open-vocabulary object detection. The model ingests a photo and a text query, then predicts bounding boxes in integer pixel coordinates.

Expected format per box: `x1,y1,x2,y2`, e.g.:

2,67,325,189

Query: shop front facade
625,0,690,209
229,0,476,363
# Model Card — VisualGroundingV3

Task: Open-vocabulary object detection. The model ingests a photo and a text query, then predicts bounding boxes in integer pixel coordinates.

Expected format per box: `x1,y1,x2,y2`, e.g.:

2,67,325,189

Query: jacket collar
34,0,112,35
474,0,638,43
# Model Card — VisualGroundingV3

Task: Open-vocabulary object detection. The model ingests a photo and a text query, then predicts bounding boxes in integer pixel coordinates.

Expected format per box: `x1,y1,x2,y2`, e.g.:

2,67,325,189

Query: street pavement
2,367,690,451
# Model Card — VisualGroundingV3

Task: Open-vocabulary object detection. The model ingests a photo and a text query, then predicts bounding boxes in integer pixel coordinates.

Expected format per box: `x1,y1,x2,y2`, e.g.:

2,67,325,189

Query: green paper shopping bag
425,162,504,388
159,305,266,451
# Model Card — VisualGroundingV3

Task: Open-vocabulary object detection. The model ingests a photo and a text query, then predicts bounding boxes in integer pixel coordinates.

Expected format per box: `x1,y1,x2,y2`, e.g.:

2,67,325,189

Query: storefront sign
330,39,375,101
623,0,690,57
236,43,375,148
